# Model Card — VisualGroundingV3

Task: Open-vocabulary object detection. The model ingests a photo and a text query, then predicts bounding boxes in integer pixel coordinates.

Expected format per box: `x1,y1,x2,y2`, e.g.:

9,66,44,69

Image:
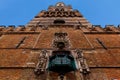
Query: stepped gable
0,2,120,80
27,2,92,27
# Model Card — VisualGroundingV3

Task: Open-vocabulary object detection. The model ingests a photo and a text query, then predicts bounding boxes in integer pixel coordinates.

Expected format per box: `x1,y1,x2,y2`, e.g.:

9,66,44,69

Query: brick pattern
90,68,120,80
67,29,91,49
86,34,120,48
0,34,38,48
0,69,36,80
0,35,25,48
19,34,38,48
84,49,120,67
0,69,23,80
0,49,30,67
35,28,60,48
0,28,120,80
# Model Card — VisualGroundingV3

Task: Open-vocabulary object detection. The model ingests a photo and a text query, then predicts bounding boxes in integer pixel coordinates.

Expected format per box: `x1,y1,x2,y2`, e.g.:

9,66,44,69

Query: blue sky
0,0,120,27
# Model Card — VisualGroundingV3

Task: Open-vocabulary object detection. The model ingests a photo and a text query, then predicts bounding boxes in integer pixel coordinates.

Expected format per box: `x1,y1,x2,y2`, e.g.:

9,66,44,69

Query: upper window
54,19,65,24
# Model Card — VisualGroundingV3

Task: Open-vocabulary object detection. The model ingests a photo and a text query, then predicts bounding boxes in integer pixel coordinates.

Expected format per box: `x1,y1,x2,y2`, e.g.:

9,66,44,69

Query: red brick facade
0,2,120,80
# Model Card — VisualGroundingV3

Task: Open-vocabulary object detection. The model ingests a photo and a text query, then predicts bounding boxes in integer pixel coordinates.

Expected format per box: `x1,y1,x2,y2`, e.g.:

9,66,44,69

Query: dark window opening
55,8,59,11
54,19,65,24
61,8,64,11
57,42,65,49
